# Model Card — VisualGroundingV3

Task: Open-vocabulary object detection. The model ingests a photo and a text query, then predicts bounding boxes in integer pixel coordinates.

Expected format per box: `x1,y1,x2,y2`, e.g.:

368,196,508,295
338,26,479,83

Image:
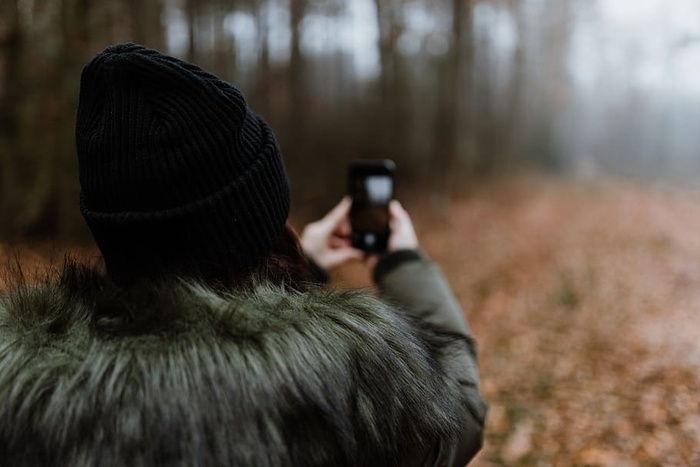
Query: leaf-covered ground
3,176,699,465
406,176,700,466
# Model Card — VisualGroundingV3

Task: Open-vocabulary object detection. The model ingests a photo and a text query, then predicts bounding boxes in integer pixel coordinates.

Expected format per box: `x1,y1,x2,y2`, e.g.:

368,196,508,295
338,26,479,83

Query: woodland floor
333,175,700,466
3,175,700,465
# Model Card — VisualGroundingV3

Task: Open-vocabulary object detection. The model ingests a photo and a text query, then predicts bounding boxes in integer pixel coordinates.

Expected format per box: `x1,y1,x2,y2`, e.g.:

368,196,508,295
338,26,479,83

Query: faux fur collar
0,263,471,466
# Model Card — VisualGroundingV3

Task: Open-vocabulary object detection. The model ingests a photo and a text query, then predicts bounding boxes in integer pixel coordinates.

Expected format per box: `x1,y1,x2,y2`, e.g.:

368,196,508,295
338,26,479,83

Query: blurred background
2,0,700,239
2,1,700,464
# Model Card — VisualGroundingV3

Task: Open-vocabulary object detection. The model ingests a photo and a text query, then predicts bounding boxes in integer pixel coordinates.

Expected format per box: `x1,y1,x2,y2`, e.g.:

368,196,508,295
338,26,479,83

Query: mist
2,0,700,238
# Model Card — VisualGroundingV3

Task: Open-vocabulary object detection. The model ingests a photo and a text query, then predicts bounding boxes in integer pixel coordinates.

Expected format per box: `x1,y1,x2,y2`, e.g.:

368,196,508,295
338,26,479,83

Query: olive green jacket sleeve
373,249,488,467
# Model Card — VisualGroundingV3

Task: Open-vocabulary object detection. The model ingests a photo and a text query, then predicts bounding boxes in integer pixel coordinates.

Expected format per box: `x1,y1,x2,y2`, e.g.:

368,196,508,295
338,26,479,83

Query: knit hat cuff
80,111,290,278
80,111,283,223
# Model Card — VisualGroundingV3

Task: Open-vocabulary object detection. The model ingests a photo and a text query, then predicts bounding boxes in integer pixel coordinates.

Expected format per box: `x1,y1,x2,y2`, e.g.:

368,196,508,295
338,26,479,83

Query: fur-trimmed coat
0,251,486,466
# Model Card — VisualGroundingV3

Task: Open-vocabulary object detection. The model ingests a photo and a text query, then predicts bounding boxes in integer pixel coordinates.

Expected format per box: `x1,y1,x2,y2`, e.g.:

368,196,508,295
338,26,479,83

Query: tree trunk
211,1,234,79
287,0,306,152
185,0,199,64
253,0,271,116
54,0,92,240
0,0,23,238
372,0,410,168
128,0,165,50
431,0,472,207
502,0,526,173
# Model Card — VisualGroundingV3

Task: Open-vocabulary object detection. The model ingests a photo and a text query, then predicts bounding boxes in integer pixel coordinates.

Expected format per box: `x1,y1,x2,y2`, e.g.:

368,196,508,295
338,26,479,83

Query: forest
1,0,700,464
4,0,700,240
4,0,486,240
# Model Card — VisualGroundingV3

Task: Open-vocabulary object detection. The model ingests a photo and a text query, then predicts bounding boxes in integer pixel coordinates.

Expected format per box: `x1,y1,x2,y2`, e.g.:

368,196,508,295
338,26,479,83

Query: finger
337,218,352,237
326,247,364,268
389,200,409,222
387,200,419,250
329,236,351,248
391,200,415,231
319,197,352,228
365,254,379,269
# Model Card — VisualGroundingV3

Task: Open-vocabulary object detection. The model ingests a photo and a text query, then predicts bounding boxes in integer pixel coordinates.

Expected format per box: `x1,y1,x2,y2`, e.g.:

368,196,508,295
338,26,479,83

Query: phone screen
348,160,395,252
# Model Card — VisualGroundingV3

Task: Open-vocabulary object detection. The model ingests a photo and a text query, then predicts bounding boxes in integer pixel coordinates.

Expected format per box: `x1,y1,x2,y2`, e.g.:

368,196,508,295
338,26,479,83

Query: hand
387,200,419,251
365,200,419,268
300,197,364,271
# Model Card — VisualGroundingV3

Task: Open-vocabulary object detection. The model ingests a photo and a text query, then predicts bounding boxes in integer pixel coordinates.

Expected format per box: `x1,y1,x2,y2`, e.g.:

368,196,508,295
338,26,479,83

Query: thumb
319,197,352,229
323,247,364,269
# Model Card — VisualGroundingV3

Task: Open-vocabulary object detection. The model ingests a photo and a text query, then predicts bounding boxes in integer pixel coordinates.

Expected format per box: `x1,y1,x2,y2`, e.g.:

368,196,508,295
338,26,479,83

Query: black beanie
76,43,290,282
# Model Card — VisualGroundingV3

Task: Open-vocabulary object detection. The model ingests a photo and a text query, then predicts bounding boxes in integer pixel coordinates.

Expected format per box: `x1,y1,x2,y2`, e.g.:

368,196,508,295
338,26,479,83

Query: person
0,43,487,466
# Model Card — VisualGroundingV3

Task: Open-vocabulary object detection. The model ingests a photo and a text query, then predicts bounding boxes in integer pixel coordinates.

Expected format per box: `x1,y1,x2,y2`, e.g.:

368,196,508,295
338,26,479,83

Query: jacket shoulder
0,270,473,466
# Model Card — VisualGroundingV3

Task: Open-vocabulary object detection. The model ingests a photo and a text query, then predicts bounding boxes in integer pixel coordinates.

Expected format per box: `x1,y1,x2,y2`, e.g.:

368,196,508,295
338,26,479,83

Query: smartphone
348,159,396,253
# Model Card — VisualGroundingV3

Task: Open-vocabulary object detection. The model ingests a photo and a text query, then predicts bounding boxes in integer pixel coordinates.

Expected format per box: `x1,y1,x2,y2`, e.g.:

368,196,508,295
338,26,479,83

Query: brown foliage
410,176,700,465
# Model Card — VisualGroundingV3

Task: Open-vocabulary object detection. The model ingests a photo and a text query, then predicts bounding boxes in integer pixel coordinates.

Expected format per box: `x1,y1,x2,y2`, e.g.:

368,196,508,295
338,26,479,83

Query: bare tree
128,0,165,50
0,0,23,236
52,0,93,239
526,0,572,171
286,0,308,150
501,0,526,172
252,0,272,115
185,0,200,64
372,0,411,165
430,0,473,204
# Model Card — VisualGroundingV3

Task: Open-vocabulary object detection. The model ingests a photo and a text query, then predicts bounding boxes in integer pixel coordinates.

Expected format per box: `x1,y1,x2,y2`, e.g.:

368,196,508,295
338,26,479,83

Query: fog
469,0,700,180
3,0,700,239
190,0,700,180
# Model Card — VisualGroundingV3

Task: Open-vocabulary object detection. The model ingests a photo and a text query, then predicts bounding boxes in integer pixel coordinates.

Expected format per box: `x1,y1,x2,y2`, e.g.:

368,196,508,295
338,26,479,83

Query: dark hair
219,223,316,292
100,223,316,293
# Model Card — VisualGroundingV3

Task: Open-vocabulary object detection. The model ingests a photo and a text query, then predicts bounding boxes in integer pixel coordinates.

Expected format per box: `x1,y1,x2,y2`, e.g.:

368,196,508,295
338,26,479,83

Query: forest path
413,176,700,465
335,175,700,465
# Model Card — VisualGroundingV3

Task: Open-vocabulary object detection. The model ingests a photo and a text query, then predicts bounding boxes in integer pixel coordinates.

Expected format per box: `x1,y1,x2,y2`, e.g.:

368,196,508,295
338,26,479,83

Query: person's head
76,43,309,288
